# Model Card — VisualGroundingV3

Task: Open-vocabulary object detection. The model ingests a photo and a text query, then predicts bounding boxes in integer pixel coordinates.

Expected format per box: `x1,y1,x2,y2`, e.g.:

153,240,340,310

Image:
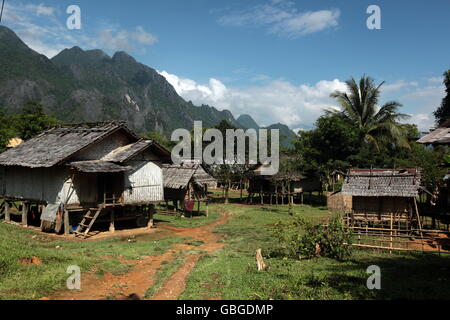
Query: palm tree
327,76,410,151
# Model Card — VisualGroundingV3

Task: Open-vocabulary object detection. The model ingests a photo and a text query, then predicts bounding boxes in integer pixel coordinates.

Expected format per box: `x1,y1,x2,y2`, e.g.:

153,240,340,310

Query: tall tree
0,107,16,152
12,102,59,140
328,76,409,151
433,70,450,126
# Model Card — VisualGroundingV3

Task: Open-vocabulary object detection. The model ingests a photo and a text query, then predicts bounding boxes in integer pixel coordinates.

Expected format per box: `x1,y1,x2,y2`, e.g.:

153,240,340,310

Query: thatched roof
162,161,217,189
342,169,421,197
251,163,305,181
102,139,171,163
417,119,450,145
0,122,138,168
69,161,133,173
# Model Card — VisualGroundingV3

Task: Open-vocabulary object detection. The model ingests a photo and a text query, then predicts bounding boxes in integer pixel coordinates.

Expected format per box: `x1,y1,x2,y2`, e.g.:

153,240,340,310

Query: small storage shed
0,121,171,238
341,168,422,229
162,160,217,215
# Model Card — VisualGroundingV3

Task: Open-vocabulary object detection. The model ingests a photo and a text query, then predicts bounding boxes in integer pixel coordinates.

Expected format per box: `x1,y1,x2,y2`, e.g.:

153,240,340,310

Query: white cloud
382,80,418,93
160,71,446,132
30,4,55,17
2,2,157,57
217,0,340,37
426,77,443,84
406,113,435,132
159,70,347,129
95,27,157,53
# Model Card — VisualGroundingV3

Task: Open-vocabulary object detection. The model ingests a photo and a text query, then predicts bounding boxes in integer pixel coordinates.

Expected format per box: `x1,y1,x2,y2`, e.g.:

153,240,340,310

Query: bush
272,215,352,260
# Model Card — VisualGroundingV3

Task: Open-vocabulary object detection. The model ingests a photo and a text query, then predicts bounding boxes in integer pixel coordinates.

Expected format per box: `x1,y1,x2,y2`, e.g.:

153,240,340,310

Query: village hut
417,119,450,220
0,121,171,238
417,119,450,145
247,163,321,205
162,160,217,216
341,168,422,230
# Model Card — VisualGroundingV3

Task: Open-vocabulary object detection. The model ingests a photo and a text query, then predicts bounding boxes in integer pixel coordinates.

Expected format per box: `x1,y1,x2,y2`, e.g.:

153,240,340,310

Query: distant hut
341,168,422,230
247,163,321,205
0,121,171,238
162,160,217,216
417,119,450,145
417,119,450,211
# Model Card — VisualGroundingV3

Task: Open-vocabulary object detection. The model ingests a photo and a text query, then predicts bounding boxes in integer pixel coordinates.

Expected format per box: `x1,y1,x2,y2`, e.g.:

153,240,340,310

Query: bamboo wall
327,192,352,212
123,157,164,204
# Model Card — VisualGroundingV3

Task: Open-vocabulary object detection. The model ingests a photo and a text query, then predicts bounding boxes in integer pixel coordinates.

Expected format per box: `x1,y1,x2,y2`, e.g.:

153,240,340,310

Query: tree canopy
0,102,59,152
327,76,409,151
433,70,450,126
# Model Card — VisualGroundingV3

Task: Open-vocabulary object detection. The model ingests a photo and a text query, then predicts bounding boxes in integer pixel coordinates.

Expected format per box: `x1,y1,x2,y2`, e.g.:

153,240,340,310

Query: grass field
1,192,450,300
0,223,185,300
180,202,450,300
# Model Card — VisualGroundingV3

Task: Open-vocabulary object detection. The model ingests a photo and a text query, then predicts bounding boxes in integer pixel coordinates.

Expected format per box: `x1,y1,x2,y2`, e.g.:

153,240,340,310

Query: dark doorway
98,173,124,204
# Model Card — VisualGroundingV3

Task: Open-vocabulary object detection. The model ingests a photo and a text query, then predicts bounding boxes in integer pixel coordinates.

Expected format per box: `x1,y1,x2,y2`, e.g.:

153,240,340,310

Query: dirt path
49,211,230,300
150,213,230,300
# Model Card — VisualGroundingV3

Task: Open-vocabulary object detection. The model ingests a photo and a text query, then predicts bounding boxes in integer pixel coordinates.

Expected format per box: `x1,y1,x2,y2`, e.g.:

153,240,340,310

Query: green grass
180,203,450,300
154,201,221,228
3,199,450,300
0,223,185,300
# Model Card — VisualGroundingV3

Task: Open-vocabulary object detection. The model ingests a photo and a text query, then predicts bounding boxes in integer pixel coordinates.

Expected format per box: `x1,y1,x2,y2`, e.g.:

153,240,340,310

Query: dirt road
49,212,230,300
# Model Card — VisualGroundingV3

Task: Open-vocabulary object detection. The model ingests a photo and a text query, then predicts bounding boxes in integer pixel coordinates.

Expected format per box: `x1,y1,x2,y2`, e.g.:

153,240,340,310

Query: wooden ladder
74,206,104,239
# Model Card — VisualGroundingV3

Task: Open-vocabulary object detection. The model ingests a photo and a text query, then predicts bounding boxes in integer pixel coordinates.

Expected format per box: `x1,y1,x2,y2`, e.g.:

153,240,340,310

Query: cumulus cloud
159,70,347,129
160,70,446,132
216,0,340,37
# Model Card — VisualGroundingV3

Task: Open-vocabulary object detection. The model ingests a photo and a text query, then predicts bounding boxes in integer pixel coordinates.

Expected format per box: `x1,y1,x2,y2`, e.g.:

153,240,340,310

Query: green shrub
272,215,352,260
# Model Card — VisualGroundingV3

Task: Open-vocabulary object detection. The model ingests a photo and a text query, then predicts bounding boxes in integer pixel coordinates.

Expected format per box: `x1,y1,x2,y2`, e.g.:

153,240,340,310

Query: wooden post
4,200,10,222
389,212,393,254
205,200,209,217
21,202,28,227
180,199,185,217
260,184,263,205
239,179,243,202
109,208,115,233
64,209,70,235
256,249,266,271
148,204,155,228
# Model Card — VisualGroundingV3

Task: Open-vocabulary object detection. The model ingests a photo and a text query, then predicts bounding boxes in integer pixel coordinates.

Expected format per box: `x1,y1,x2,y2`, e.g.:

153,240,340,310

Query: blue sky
1,0,449,131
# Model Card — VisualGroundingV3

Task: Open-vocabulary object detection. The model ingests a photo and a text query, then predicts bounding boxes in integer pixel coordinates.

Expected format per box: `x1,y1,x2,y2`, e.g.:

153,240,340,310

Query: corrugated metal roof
341,169,421,197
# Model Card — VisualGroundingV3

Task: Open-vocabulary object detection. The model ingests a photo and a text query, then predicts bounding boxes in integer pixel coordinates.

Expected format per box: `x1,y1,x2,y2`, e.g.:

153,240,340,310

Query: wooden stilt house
0,121,171,238
341,168,422,230
247,163,321,205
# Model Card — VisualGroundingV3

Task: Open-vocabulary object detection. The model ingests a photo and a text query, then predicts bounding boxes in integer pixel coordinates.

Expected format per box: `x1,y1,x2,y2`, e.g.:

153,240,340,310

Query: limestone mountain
0,26,296,147
236,114,260,131
0,26,241,136
265,123,298,149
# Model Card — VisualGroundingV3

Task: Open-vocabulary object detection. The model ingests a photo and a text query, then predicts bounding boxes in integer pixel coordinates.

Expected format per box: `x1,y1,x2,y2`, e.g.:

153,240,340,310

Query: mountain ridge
0,26,296,146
